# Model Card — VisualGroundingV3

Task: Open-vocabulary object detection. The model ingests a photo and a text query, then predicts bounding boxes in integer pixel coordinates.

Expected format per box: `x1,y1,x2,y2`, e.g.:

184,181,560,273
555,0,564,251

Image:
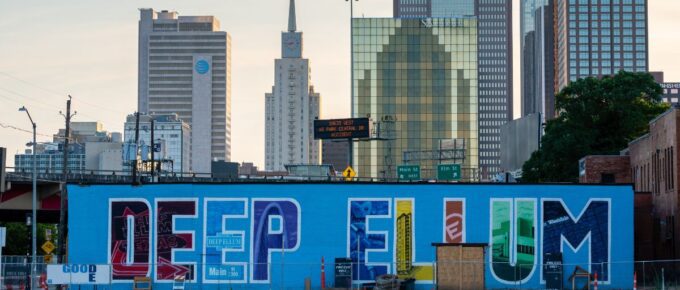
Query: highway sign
343,166,356,181
314,118,371,140
437,164,461,181
41,241,55,254
397,165,421,180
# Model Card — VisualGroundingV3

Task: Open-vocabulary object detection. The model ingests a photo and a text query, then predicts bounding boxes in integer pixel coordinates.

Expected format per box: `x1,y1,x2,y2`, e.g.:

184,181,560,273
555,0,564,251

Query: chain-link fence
3,258,680,289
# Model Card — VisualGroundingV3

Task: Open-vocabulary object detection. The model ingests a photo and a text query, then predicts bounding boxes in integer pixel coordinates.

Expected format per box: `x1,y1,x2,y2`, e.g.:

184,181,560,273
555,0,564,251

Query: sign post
397,165,421,181
437,164,462,181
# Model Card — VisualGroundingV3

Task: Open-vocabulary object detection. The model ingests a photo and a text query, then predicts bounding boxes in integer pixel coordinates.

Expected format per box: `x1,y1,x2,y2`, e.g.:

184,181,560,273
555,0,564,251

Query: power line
0,71,131,115
0,122,53,138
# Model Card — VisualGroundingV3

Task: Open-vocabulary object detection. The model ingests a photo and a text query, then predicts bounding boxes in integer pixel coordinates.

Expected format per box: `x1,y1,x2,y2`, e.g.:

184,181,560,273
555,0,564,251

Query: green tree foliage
0,222,58,256
522,71,669,182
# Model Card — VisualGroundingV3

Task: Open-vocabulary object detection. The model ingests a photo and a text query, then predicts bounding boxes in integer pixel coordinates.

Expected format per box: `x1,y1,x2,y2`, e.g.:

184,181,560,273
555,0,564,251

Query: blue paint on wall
67,184,633,289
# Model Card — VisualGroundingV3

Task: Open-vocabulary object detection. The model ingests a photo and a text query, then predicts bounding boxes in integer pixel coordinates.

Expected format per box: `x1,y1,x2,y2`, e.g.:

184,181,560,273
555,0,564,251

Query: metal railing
5,168,483,184
1,258,679,289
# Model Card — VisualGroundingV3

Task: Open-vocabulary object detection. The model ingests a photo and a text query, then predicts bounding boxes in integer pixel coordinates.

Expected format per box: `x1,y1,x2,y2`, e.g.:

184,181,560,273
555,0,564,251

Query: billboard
313,118,370,139
68,184,632,289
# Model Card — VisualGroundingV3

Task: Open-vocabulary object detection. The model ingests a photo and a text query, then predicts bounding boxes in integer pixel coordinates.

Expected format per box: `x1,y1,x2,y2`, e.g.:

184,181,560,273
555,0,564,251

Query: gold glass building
352,18,478,179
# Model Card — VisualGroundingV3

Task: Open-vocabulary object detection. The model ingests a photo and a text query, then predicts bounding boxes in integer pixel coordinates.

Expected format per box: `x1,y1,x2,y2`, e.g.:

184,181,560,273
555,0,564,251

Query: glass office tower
352,18,479,179
521,0,555,120
555,0,649,91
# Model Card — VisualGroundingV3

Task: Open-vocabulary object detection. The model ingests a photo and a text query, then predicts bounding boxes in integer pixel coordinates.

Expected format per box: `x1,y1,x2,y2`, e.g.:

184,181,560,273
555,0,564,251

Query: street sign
343,166,356,181
44,254,53,263
0,227,6,247
437,164,462,181
397,165,421,181
42,241,56,254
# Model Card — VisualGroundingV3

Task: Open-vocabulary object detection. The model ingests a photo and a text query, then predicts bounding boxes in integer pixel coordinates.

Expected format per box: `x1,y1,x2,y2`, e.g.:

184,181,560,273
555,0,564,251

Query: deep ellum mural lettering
68,184,632,289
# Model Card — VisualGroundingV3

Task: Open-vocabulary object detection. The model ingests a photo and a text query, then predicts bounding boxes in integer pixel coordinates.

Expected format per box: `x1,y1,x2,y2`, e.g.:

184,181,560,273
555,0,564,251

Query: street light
19,106,37,290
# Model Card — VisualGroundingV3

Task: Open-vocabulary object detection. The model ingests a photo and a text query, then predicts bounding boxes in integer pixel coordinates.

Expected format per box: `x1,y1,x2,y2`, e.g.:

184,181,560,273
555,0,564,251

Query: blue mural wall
68,184,633,289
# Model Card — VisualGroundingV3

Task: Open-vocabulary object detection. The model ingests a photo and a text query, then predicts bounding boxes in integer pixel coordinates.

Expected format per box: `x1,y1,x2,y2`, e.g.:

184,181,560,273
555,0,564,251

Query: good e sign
47,264,111,285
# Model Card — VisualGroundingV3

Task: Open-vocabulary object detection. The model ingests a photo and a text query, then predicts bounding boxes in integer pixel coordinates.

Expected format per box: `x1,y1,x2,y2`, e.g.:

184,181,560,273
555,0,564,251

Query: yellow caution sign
343,166,356,181
44,254,53,264
41,241,55,254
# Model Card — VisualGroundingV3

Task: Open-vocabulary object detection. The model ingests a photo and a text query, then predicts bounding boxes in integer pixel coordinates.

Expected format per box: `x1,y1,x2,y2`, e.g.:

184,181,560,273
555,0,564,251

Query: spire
288,0,297,32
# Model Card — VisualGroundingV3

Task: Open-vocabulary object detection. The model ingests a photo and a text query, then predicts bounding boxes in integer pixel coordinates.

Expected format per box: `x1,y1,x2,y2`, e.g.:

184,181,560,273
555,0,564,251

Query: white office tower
138,9,231,174
265,0,321,171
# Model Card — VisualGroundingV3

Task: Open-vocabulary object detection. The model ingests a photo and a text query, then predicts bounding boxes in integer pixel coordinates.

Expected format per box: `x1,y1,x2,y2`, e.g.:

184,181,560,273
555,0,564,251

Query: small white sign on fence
0,227,6,247
47,264,111,285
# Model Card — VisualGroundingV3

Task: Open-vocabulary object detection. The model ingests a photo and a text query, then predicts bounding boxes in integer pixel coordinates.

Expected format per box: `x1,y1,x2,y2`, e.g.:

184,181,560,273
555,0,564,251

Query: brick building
629,107,679,259
578,155,631,184
580,107,680,259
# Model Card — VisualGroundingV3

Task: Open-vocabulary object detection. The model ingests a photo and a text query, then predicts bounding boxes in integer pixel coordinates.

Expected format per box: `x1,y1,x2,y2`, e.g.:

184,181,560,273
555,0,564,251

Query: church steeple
288,0,297,32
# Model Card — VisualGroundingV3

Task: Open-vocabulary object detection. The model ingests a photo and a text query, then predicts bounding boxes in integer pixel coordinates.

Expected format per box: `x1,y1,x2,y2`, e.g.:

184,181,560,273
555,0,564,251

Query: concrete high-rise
138,9,231,174
474,0,514,177
393,0,432,18
352,18,479,180
264,0,321,171
394,0,513,177
554,0,649,91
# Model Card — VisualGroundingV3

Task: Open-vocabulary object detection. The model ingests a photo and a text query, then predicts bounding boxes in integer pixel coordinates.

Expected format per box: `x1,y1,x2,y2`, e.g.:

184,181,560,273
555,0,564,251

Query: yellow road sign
343,166,356,181
41,241,55,254
44,254,53,263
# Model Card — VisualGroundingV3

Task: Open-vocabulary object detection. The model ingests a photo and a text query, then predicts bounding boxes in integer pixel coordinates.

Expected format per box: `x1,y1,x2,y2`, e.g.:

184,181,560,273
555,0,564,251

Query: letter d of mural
109,199,151,280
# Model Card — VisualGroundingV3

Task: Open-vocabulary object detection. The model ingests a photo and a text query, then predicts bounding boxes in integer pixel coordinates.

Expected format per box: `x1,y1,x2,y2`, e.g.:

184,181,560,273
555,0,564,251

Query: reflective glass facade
555,0,649,90
352,18,479,179
521,0,555,120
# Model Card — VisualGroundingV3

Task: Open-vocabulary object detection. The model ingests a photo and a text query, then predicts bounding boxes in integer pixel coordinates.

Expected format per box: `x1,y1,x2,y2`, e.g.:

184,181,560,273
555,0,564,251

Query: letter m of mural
542,199,610,282
490,199,537,284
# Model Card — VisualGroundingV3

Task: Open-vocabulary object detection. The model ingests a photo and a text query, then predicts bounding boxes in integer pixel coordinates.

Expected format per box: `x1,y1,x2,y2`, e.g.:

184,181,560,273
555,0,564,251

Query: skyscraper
265,0,321,171
393,1,512,177
138,9,231,174
554,0,649,91
522,0,555,121
393,0,432,18
474,0,514,177
352,17,479,179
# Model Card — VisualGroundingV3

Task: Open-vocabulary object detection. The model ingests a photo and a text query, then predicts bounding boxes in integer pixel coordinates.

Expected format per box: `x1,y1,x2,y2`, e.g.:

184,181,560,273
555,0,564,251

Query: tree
522,71,669,183
0,222,58,256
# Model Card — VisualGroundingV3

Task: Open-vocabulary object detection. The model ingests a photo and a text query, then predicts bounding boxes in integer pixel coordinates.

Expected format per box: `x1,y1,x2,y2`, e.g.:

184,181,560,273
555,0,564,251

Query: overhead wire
0,71,132,116
0,122,54,138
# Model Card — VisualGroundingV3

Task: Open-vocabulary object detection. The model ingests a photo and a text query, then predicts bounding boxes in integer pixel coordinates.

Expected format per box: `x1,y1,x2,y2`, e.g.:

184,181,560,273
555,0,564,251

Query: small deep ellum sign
47,264,111,285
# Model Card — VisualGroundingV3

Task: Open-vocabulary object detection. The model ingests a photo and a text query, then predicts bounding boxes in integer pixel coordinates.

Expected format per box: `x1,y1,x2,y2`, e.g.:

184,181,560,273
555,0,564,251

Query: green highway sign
397,165,421,181
437,164,461,181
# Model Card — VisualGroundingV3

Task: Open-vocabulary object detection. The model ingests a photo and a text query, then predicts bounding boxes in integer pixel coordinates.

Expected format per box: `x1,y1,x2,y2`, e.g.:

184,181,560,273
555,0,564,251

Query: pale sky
1,0,679,169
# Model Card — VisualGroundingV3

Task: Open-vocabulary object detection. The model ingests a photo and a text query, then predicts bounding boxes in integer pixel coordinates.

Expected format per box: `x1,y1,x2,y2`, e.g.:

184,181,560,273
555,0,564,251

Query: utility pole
345,0,358,169
132,112,140,184
150,119,155,181
57,95,75,264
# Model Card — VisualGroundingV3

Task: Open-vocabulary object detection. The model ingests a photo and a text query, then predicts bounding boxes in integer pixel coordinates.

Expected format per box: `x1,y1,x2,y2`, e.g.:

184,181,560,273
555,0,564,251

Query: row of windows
569,20,645,29
570,11,644,22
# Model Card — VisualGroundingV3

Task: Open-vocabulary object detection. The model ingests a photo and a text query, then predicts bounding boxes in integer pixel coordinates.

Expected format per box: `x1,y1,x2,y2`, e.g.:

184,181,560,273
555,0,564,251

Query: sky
1,0,680,169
